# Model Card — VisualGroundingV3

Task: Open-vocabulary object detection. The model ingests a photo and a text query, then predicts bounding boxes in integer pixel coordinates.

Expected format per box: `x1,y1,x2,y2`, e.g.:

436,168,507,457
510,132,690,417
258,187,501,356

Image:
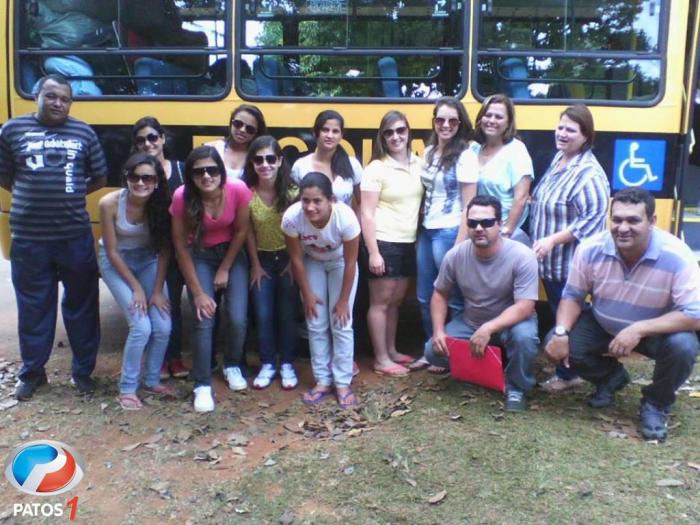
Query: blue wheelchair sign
612,139,666,191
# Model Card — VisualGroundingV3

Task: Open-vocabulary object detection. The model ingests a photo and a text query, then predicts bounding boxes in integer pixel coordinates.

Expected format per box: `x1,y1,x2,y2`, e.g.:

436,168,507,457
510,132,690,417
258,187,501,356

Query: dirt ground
0,258,420,524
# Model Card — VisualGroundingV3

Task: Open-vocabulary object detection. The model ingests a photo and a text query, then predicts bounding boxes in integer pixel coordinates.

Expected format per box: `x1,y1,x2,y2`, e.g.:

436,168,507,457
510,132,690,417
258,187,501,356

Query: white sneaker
253,364,277,389
224,366,247,391
539,374,586,394
193,386,215,413
280,363,299,390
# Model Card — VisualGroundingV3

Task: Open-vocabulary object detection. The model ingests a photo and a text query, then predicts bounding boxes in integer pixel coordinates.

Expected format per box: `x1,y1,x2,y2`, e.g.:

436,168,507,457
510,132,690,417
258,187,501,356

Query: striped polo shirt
0,114,107,241
562,228,700,335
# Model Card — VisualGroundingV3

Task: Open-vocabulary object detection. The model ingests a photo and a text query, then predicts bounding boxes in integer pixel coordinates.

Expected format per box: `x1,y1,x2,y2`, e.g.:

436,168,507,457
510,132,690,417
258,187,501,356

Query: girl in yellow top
361,111,424,376
242,136,300,390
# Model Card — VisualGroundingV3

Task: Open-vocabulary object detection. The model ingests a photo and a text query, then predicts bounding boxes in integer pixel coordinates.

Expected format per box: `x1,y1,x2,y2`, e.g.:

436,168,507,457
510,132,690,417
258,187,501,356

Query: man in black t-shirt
0,74,107,400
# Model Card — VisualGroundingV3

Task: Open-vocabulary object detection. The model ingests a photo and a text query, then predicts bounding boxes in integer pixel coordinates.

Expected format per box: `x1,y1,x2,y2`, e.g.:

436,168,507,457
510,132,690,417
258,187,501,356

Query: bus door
680,1,700,258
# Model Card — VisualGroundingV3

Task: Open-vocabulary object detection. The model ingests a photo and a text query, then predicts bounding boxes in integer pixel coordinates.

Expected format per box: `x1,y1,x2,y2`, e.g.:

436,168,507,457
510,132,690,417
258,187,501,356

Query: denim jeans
252,250,298,366
165,255,185,361
305,256,358,388
424,315,540,392
188,244,248,387
11,232,100,382
416,226,464,337
98,246,171,394
568,310,699,407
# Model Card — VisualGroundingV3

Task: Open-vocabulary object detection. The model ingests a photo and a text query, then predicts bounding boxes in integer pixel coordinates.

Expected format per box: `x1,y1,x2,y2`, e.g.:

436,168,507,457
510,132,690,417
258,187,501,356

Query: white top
281,201,361,261
470,138,533,228
290,153,363,206
421,145,479,229
114,189,151,250
210,139,244,179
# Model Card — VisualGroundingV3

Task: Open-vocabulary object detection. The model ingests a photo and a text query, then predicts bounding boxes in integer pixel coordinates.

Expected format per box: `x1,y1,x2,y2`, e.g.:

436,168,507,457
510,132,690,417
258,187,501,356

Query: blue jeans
11,233,100,382
99,247,171,394
424,315,540,392
568,310,699,407
416,226,464,337
165,256,184,361
305,256,358,388
252,250,298,366
542,278,578,381
188,244,248,387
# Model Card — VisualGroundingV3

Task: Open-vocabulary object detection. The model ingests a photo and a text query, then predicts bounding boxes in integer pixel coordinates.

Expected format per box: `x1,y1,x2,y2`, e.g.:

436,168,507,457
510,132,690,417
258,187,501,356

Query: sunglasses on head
467,218,498,229
126,173,157,184
434,117,460,128
231,119,257,135
252,154,278,166
382,126,408,139
192,166,222,178
134,133,160,147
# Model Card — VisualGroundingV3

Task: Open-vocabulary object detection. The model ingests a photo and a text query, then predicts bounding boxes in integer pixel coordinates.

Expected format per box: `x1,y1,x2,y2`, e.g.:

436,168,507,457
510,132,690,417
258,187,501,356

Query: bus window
475,0,664,103
17,0,230,98
238,0,465,100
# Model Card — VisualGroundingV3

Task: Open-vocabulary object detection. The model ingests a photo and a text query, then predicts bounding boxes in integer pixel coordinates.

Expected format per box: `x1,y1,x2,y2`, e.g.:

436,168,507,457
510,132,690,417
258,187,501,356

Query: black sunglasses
467,218,498,229
252,154,278,166
192,166,222,178
231,119,257,135
134,133,160,147
382,126,408,139
126,173,157,184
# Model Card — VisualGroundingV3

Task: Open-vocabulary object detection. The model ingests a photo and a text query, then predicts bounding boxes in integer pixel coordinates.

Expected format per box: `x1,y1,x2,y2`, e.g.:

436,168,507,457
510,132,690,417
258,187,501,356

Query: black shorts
366,240,416,279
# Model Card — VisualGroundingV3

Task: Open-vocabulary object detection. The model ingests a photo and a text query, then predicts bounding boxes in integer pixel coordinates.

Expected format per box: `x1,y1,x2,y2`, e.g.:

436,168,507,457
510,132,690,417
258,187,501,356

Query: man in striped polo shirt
0,74,107,401
546,188,700,441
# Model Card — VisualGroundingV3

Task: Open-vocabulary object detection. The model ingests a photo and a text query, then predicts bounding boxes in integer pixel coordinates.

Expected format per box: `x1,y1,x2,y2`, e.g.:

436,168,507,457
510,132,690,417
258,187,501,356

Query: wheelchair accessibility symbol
612,139,666,191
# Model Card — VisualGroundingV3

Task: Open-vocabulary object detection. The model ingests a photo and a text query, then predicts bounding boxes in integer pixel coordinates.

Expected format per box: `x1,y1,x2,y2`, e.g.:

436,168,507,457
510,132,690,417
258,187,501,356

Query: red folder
446,337,505,393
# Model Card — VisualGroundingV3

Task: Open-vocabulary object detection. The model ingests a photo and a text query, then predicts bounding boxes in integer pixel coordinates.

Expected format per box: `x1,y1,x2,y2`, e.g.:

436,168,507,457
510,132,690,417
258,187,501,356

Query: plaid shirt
530,149,610,282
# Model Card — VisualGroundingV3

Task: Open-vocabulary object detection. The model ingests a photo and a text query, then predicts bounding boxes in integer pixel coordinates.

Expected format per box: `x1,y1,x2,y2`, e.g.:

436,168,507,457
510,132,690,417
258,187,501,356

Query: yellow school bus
1,0,699,257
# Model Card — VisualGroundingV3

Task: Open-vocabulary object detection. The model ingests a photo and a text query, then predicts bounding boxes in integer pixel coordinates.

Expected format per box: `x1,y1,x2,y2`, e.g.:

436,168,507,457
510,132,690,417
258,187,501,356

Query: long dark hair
130,116,167,156
300,171,334,200
242,135,297,213
425,96,473,173
226,104,268,142
183,146,228,249
122,153,171,251
371,110,411,162
313,110,354,180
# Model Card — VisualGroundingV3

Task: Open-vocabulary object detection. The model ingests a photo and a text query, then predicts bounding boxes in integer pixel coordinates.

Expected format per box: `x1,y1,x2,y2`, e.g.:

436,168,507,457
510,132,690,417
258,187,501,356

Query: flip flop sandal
302,388,333,406
391,354,416,366
407,358,430,371
427,365,449,375
337,388,358,409
373,364,410,377
118,394,143,411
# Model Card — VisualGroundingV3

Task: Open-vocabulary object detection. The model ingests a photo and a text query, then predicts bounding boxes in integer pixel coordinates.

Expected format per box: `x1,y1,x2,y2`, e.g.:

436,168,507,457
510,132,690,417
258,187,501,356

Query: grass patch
192,360,700,525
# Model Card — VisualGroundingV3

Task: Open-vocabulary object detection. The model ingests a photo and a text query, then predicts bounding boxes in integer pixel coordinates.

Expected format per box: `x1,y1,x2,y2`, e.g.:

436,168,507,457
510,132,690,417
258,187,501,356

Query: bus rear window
17,0,229,98
238,0,466,99
475,0,664,103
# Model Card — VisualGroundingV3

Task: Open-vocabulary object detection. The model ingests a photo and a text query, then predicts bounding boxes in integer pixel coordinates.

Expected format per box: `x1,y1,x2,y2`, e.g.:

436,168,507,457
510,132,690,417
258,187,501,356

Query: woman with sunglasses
282,172,361,409
531,105,610,393
412,97,478,373
470,94,534,245
361,111,424,376
206,104,268,179
291,110,363,209
98,153,176,410
132,116,189,381
170,146,252,412
242,136,300,390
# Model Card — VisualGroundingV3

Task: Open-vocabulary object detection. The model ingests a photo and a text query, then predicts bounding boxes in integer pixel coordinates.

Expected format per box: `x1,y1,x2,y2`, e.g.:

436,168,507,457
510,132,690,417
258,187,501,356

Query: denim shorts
366,240,416,279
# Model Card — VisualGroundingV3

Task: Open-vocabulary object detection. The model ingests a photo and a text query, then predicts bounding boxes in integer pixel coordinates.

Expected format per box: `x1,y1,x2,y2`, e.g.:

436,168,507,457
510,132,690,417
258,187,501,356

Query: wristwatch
553,325,569,337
